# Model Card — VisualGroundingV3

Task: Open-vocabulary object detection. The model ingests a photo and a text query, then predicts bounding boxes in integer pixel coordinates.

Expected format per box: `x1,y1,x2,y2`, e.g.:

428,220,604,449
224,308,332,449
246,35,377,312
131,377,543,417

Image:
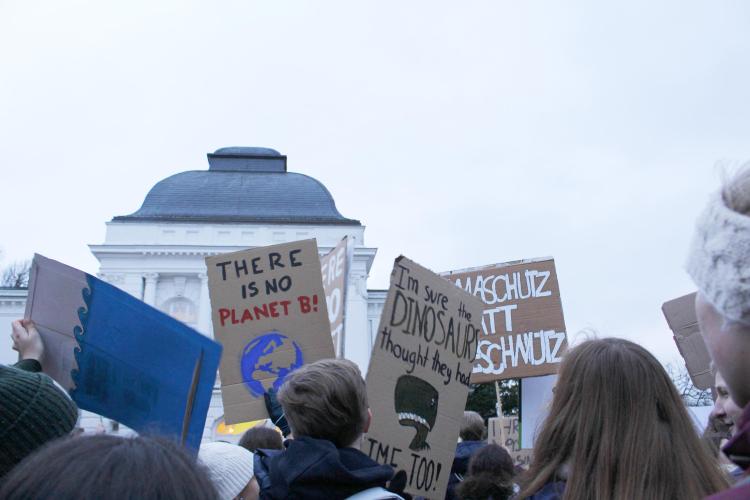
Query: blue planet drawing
240,331,304,398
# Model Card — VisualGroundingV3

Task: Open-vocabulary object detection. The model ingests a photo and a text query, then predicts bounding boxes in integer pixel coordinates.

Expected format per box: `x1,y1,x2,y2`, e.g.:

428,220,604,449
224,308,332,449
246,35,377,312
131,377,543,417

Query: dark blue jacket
525,481,566,500
254,436,396,500
445,440,486,500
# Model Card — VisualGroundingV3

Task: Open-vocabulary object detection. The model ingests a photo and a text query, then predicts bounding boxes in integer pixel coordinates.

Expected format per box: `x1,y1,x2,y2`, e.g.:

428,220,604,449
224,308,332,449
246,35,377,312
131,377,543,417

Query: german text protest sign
442,257,568,381
206,239,335,424
26,254,221,449
363,256,484,499
321,237,350,357
487,416,533,468
662,292,712,390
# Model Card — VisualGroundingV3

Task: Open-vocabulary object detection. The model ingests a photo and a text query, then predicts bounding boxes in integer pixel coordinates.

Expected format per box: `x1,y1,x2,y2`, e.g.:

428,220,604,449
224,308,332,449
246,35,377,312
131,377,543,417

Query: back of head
239,426,283,452
198,441,254,500
277,358,367,448
0,434,217,500
518,338,728,500
0,365,78,478
460,411,486,441
456,444,514,500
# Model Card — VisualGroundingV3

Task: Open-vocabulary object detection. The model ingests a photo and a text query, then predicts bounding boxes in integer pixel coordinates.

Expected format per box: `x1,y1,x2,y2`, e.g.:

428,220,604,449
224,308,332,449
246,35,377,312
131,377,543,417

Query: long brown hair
518,338,728,500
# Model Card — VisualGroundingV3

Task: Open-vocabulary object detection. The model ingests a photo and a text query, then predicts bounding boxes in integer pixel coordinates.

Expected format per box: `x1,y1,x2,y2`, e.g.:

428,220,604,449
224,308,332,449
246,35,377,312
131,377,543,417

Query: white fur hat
198,441,254,500
686,191,750,325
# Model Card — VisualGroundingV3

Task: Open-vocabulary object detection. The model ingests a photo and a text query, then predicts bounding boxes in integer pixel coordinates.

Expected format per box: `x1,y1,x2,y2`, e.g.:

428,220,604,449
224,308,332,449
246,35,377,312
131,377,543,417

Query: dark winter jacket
525,480,565,500
446,440,486,500
707,403,750,499
254,436,397,499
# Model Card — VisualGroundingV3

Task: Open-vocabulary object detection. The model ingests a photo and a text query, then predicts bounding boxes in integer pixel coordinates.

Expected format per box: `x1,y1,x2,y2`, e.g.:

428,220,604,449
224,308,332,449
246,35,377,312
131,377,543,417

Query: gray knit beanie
0,364,79,477
686,191,750,325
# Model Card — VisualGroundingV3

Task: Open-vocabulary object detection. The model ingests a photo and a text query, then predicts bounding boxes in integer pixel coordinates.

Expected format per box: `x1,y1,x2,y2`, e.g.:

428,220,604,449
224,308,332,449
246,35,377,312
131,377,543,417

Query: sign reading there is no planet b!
205,239,335,424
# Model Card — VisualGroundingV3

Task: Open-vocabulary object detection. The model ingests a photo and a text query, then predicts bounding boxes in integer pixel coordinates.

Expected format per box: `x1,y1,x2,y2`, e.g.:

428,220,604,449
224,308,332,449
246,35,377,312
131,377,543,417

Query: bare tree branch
1,260,31,288
666,362,713,406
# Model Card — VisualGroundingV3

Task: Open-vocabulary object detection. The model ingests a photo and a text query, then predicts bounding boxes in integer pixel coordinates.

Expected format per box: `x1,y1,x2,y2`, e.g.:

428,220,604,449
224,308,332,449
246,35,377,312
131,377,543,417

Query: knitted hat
0,364,79,477
198,441,255,500
686,191,750,325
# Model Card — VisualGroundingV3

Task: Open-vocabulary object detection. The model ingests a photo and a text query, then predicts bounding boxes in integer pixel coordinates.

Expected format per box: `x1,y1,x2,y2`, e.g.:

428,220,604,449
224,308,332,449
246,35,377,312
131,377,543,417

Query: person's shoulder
11,359,42,373
455,440,486,457
525,481,566,500
705,477,750,500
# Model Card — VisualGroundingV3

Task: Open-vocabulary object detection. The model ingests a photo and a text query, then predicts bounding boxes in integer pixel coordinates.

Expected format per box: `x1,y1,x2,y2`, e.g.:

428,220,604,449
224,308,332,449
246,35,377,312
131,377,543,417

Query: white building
1,147,387,441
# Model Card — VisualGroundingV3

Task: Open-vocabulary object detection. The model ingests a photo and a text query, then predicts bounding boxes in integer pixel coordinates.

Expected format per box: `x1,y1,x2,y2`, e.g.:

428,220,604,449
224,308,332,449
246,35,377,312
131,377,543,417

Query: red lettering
219,308,230,327
241,308,253,323
298,295,311,313
254,304,270,319
269,302,279,318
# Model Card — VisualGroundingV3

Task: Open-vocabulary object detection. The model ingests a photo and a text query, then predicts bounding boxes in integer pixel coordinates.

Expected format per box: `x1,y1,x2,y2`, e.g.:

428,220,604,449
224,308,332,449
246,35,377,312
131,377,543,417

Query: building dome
113,147,360,225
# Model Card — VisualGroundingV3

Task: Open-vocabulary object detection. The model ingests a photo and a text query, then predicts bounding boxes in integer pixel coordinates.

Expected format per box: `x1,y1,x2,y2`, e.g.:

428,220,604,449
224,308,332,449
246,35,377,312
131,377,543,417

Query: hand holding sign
11,319,44,360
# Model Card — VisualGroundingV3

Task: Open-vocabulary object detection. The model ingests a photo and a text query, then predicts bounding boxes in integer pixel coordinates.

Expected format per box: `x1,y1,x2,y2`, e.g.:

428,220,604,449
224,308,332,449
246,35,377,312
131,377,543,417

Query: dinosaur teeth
396,412,432,431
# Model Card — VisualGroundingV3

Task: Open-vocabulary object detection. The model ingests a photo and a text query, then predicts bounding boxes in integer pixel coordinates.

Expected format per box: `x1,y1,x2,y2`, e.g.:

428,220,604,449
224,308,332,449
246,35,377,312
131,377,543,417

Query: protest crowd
1,167,750,500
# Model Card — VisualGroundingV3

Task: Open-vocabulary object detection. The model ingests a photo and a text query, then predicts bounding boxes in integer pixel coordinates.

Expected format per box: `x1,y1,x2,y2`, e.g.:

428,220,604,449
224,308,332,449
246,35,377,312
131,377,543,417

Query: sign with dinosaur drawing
363,256,484,499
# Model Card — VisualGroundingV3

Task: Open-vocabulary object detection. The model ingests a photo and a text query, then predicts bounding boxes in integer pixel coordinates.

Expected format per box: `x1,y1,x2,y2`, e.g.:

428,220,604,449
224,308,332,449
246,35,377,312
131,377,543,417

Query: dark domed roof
113,147,360,225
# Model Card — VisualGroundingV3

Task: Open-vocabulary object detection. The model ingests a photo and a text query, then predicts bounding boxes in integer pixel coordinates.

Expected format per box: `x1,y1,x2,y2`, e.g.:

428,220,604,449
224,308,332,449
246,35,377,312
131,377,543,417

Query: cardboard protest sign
443,257,568,382
25,254,222,449
321,236,351,357
487,417,533,469
363,257,484,499
662,292,712,390
205,239,335,424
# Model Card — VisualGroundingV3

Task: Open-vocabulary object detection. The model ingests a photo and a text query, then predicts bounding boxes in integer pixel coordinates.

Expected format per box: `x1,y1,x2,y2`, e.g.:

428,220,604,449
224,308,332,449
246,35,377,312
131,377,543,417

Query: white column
344,268,371,373
143,273,158,306
198,273,213,338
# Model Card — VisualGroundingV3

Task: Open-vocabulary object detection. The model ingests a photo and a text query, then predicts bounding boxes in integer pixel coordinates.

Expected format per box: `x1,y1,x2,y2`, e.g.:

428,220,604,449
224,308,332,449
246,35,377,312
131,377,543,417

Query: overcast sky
2,0,749,364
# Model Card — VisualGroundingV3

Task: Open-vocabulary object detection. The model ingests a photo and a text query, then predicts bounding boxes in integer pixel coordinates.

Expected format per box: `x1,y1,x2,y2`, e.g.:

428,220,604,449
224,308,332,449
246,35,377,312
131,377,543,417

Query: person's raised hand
11,319,44,361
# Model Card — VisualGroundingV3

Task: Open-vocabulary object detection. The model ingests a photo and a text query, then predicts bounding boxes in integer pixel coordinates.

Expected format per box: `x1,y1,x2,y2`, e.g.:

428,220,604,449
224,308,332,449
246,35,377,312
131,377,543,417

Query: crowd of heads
2,167,750,499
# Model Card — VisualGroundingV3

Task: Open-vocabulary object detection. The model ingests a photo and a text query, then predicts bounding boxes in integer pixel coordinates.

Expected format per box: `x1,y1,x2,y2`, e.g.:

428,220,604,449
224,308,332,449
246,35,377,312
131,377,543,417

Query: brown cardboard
320,237,349,357
662,292,713,390
443,258,568,382
363,256,485,499
487,416,533,469
206,239,335,424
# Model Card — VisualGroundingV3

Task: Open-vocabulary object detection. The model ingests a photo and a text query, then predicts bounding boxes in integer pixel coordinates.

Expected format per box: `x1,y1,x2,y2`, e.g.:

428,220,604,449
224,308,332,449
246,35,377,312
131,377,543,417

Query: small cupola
207,147,287,173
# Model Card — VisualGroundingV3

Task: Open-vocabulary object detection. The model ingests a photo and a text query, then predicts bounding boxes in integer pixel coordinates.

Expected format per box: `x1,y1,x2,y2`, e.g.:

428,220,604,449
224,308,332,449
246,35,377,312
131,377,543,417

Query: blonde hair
460,411,486,441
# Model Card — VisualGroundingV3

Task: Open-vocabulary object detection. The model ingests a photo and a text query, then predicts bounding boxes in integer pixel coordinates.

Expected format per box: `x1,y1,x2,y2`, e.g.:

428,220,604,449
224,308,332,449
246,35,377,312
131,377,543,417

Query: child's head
239,426,283,452
455,444,514,500
277,359,369,448
459,411,485,441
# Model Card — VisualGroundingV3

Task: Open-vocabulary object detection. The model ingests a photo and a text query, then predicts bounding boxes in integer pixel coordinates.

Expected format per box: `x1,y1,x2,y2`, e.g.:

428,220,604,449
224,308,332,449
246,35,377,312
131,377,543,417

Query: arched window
161,297,197,324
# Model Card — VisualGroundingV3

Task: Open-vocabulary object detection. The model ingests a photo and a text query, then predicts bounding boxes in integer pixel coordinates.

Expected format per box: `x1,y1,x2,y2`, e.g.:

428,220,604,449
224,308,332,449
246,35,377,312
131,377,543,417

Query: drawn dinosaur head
394,375,439,451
